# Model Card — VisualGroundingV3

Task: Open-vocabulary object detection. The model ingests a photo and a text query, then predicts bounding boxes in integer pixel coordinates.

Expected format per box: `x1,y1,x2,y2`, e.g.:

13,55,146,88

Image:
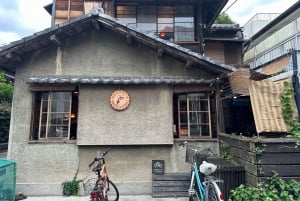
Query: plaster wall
8,28,218,195
77,84,173,145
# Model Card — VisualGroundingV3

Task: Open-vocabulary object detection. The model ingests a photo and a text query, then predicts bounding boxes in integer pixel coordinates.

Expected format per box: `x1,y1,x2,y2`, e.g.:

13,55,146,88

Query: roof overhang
44,0,228,28
24,76,216,85
0,12,236,76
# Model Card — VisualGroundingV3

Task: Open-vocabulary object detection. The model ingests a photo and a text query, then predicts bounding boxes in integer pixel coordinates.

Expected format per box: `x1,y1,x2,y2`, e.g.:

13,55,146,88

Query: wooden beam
50,34,62,47
157,47,163,57
186,58,194,68
5,52,21,62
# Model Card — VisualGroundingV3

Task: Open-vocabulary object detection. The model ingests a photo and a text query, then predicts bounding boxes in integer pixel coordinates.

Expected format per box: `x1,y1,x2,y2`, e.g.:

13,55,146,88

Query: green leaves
62,165,83,196
281,81,300,140
214,13,236,24
228,174,300,201
0,71,13,103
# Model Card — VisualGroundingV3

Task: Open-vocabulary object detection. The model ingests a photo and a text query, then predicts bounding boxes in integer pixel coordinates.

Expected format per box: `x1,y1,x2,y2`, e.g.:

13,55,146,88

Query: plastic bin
0,159,16,201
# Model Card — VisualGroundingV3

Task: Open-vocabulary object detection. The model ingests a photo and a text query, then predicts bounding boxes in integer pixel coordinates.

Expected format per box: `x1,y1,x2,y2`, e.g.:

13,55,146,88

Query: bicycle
84,148,119,201
180,142,224,201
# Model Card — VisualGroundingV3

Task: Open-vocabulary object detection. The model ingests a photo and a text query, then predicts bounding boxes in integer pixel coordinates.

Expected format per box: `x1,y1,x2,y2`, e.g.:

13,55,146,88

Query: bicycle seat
199,161,217,176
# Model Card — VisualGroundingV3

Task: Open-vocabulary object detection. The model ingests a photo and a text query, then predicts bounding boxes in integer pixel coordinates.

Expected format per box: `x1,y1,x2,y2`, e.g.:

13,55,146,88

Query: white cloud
0,32,21,46
17,0,52,31
0,0,52,45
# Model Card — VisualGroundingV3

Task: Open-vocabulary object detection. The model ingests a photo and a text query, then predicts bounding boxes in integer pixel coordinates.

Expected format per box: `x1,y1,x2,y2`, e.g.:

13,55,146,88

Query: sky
0,0,298,46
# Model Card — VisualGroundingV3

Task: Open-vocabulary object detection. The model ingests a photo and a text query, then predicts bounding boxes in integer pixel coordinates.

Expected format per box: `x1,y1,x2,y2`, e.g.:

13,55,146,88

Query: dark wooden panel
228,145,255,163
258,153,300,165
220,134,252,151
152,173,190,198
220,134,300,187
259,165,300,177
259,142,300,153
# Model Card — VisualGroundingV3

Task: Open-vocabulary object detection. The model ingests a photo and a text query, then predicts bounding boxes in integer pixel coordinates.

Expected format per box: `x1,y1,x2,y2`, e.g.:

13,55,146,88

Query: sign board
152,160,164,175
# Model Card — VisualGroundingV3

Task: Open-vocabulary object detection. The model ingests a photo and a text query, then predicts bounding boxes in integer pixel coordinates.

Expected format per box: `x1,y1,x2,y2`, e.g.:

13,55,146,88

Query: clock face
109,90,131,111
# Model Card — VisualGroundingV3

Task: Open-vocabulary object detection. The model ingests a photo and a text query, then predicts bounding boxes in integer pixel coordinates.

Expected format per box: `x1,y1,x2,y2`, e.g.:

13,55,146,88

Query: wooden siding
205,42,225,63
55,0,84,24
220,133,300,186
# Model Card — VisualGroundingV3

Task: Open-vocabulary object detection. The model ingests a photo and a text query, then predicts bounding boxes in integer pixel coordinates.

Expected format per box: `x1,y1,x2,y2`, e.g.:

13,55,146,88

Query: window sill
28,139,77,144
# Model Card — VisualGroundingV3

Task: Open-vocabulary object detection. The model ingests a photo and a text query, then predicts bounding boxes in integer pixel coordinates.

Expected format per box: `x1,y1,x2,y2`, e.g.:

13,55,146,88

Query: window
116,6,136,28
116,5,194,42
157,6,174,41
31,90,78,140
137,6,157,34
177,93,211,138
175,5,194,41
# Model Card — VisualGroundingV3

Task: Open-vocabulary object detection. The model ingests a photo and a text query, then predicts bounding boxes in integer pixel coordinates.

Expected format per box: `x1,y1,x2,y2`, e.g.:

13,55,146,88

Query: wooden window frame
30,85,78,141
116,4,194,42
177,92,212,138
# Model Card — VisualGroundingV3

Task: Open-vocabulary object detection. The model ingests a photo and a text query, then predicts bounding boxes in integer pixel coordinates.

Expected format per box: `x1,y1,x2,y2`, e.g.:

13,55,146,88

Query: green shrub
62,166,83,196
0,102,11,143
229,173,300,201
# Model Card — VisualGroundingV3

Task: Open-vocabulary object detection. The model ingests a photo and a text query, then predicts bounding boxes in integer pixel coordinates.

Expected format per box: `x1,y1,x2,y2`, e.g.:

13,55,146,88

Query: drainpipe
291,49,300,120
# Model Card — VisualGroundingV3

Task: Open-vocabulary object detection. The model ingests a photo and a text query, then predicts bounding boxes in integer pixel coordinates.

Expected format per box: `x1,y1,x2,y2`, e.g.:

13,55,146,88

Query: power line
221,0,238,14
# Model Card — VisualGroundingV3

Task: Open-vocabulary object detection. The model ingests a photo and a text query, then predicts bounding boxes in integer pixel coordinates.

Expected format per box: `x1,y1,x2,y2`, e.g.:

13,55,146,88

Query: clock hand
116,96,124,105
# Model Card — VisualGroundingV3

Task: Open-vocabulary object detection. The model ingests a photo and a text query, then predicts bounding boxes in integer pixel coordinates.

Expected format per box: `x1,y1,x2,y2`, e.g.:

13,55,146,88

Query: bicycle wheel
107,180,119,201
206,181,223,201
84,178,98,195
189,177,201,201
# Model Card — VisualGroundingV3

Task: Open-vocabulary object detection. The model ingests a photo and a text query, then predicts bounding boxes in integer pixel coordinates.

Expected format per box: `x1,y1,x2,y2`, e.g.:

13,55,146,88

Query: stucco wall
77,84,173,145
8,28,219,195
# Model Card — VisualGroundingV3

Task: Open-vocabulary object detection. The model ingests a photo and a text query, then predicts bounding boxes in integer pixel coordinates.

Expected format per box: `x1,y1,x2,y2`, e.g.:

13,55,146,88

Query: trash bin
0,159,16,201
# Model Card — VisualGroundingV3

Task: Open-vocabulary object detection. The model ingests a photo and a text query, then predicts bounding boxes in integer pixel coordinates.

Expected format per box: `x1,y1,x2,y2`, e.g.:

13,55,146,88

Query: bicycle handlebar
89,148,112,167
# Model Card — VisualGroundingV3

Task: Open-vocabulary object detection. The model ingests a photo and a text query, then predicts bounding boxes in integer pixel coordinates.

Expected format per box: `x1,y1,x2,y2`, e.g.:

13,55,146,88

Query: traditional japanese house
0,0,244,196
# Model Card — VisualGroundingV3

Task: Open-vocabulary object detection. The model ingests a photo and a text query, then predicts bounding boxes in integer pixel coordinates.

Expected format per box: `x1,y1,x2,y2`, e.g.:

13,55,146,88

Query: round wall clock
109,90,131,111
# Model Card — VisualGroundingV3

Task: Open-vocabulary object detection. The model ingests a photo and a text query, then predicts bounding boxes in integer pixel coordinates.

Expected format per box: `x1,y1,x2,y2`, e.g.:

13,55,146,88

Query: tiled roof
0,11,237,75
24,76,215,85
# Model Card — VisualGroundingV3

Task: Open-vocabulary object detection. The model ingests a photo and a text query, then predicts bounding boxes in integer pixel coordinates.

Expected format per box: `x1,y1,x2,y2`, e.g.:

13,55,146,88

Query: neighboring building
243,13,280,39
0,0,242,196
44,0,244,63
223,1,300,136
204,24,244,66
243,1,300,80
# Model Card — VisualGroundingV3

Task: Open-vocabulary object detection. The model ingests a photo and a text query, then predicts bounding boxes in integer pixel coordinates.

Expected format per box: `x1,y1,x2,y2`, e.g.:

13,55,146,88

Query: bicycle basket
185,144,209,165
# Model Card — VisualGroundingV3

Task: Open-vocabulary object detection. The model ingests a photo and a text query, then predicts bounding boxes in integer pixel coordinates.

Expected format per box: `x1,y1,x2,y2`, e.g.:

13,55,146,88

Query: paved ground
24,195,188,201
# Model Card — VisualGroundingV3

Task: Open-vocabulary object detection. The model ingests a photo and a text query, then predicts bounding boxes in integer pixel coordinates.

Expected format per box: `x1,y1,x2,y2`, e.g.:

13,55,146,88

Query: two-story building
0,0,243,196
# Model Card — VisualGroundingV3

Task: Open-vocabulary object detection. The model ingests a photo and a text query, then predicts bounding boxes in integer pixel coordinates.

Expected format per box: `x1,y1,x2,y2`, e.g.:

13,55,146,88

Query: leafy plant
281,81,300,144
220,141,235,162
0,71,13,103
62,166,83,196
214,13,236,24
228,173,300,201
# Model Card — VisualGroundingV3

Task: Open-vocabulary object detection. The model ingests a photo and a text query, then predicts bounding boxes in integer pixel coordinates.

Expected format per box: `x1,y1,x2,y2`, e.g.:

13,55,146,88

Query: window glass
31,90,78,140
175,5,194,41
157,6,174,41
177,92,211,138
116,6,137,28
116,5,195,42
137,6,156,34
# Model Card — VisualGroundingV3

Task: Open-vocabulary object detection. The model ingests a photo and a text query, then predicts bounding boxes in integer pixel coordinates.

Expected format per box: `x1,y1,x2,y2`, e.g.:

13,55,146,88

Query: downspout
291,49,300,120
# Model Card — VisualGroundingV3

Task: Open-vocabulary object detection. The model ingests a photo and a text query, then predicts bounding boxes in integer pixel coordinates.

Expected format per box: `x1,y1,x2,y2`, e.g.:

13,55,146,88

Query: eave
0,12,236,76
